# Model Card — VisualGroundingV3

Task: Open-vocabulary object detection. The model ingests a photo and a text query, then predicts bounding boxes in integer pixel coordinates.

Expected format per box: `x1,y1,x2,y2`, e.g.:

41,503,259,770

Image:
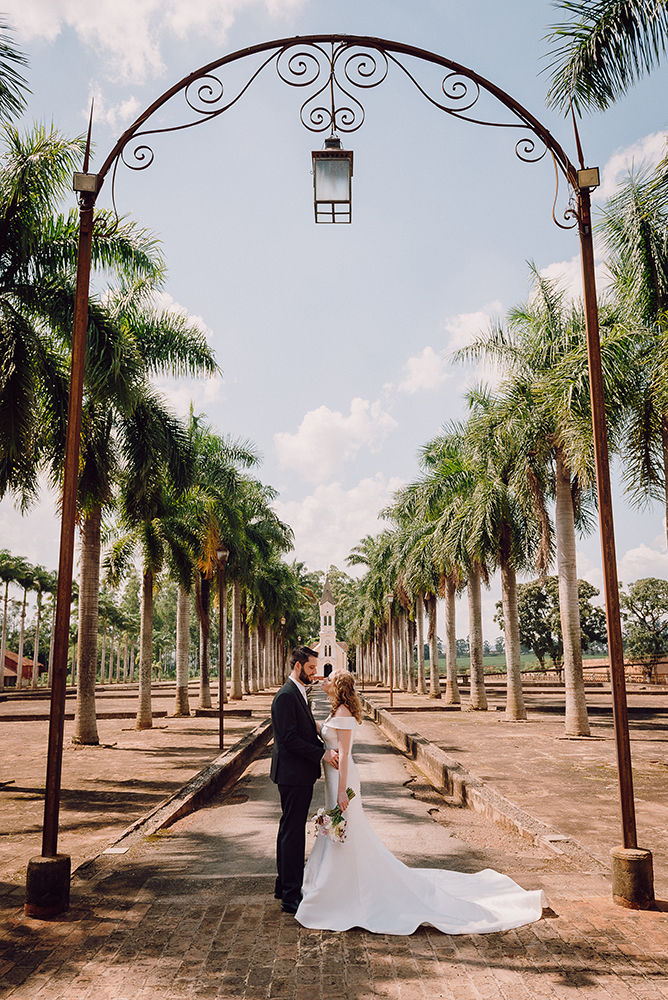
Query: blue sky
2,0,668,639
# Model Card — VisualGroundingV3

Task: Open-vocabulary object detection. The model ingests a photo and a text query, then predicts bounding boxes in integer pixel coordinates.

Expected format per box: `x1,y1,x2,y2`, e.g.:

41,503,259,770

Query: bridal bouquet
312,788,356,843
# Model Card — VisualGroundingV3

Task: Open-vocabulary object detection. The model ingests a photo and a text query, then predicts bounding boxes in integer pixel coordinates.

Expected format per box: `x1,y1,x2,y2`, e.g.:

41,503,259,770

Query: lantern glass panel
315,158,350,202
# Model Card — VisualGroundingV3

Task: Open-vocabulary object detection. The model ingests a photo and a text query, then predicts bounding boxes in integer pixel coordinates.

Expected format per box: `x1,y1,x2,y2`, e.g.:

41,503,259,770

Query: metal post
578,185,654,907
388,596,394,709
24,186,96,918
217,545,228,753
578,186,637,848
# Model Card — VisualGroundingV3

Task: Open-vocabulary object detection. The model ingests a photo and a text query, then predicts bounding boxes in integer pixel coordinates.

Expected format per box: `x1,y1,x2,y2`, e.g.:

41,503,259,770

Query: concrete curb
361,695,608,869
75,717,273,875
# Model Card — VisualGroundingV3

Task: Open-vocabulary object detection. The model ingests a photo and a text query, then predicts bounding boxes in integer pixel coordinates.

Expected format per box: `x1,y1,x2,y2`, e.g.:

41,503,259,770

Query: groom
270,645,338,913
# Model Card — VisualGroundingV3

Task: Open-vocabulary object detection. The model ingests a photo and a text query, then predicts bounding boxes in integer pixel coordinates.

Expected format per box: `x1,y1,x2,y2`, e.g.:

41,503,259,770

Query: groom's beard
299,667,312,685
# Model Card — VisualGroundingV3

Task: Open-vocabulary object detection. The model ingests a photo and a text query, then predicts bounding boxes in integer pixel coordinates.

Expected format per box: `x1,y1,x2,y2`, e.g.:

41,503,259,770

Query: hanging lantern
312,136,353,223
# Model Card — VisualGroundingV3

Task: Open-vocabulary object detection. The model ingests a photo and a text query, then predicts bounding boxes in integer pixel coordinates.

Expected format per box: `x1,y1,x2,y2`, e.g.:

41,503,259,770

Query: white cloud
8,0,307,83
88,88,142,132
398,346,450,394
272,474,404,573
595,132,667,201
576,550,604,594
153,291,213,340
618,543,668,586
539,254,611,304
398,302,503,396
274,399,398,483
443,302,503,354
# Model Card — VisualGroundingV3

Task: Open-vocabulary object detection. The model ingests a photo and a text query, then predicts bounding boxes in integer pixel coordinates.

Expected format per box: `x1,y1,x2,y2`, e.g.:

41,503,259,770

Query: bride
296,671,545,935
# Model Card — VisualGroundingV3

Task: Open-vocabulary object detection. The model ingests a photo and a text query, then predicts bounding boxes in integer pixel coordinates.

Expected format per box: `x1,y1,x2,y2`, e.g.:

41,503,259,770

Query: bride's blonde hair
330,671,363,724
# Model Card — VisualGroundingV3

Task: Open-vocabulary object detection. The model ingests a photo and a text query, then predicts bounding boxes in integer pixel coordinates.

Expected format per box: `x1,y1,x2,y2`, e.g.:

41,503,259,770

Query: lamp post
387,594,394,710
280,617,286,683
217,544,229,753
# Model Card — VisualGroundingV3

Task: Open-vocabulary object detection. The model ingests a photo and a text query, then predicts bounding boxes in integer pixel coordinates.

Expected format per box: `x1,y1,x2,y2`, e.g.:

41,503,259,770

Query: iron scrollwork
105,37,577,230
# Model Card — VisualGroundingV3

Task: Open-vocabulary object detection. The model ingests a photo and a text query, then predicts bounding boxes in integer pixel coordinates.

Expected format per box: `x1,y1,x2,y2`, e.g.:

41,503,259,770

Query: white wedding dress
296,716,545,935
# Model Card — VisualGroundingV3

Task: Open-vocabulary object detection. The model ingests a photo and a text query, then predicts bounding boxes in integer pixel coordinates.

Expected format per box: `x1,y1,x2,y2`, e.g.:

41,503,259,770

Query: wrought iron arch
94,34,580,231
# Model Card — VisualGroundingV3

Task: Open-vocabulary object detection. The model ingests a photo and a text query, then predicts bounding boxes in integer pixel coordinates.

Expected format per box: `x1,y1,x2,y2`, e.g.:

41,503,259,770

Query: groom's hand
323,749,339,769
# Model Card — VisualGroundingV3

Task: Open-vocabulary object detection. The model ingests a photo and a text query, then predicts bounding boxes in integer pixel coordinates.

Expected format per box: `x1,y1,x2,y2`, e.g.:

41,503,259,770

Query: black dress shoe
281,901,300,914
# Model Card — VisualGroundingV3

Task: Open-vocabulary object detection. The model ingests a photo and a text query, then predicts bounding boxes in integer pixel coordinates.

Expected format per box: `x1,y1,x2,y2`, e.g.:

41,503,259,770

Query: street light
312,136,353,223
280,617,286,683
217,544,229,753
387,594,394,709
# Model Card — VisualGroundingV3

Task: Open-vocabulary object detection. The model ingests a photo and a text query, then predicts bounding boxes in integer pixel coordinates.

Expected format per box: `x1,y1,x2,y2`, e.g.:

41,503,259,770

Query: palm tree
13,558,35,689
30,566,56,687
594,168,668,545
454,273,619,734
0,125,163,508
0,19,28,123
545,0,668,114
182,411,259,708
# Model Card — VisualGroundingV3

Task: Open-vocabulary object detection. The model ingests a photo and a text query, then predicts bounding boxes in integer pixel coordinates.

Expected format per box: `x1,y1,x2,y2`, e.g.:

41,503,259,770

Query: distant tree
620,577,668,659
456,638,469,656
495,576,607,668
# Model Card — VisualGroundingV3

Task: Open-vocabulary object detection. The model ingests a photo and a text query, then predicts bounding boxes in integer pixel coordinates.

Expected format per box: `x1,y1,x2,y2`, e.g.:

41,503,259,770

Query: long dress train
296,716,545,935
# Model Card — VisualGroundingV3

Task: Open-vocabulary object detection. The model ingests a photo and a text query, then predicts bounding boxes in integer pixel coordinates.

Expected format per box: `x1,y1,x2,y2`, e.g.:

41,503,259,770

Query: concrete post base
611,847,655,909
24,854,71,918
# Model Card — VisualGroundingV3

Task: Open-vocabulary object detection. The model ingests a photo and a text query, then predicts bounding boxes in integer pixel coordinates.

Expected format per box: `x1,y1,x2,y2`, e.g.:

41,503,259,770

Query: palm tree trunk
32,596,41,688
17,589,27,690
123,636,129,682
468,564,488,710
100,623,106,686
0,580,8,690
198,573,212,709
250,629,259,694
48,602,55,688
130,641,135,682
415,594,427,694
220,573,228,703
231,579,243,699
74,506,101,744
174,585,191,716
136,568,154,729
406,615,416,692
427,595,441,698
444,576,461,705
499,553,527,721
555,446,590,736
108,627,115,683
243,615,250,695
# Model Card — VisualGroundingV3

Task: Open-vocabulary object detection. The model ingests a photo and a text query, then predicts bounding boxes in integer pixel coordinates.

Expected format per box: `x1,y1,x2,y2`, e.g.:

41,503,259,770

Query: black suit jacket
270,679,325,786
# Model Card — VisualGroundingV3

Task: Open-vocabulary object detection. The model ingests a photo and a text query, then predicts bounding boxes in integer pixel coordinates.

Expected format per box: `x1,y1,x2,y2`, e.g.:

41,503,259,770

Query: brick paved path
0,684,275,887
4,689,668,999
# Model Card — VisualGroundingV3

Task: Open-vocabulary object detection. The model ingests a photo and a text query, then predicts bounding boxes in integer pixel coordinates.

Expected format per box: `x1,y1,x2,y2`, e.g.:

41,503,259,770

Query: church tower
315,574,348,674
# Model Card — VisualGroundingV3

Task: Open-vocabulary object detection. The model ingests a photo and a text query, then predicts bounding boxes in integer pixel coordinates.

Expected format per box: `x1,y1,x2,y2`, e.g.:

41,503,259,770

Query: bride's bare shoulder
334,705,353,717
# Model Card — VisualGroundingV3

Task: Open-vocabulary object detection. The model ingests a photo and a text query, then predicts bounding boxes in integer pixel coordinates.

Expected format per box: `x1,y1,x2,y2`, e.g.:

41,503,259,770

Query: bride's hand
337,789,349,811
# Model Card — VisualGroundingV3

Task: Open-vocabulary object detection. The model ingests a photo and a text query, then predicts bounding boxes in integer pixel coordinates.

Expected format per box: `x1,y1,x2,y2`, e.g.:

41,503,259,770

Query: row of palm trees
0,30,317,740
0,551,57,689
344,143,668,736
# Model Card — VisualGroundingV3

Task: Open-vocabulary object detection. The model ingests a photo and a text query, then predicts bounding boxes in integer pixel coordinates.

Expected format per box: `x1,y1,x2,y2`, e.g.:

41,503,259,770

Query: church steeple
321,574,335,607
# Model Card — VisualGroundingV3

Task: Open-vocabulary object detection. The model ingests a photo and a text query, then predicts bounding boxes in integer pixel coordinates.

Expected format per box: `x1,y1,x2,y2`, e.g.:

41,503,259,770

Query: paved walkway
2,681,668,998
366,681,668,898
0,683,275,886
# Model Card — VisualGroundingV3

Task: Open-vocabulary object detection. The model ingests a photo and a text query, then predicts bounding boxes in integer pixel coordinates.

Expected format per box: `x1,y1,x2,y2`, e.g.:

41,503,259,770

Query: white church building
313,576,349,675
